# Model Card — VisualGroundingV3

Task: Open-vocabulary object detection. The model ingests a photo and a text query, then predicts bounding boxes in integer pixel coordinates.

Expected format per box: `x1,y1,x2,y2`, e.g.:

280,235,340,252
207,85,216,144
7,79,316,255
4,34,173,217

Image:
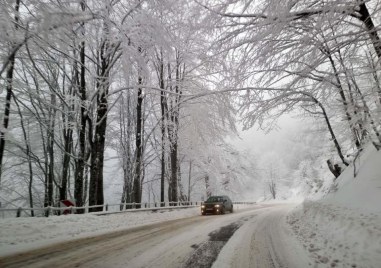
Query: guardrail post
45,207,50,217
16,207,22,217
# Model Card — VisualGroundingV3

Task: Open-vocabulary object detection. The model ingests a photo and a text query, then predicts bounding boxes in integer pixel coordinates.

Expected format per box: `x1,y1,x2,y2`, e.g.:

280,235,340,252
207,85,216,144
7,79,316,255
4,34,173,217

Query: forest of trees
0,0,380,213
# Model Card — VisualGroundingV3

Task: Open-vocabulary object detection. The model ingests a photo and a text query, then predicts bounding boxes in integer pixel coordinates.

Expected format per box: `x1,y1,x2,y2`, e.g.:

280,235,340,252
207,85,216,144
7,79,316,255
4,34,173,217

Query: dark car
201,195,233,215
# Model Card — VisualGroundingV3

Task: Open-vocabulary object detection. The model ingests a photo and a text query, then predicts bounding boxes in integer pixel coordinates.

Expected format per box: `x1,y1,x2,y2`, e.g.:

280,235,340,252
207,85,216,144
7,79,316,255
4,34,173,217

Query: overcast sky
231,114,304,155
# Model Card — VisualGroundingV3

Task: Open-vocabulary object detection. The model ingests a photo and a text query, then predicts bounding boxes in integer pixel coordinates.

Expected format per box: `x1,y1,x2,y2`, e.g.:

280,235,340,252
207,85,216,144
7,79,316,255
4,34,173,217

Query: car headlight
215,204,220,208
201,205,205,208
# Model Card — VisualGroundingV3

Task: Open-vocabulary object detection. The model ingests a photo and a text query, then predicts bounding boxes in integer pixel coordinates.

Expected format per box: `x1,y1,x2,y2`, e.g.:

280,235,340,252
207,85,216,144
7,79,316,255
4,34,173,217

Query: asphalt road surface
0,204,310,268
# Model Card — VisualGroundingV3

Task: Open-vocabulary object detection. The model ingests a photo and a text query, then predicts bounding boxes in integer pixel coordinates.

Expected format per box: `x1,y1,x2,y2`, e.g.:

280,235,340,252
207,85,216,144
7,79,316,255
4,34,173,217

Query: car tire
221,207,225,215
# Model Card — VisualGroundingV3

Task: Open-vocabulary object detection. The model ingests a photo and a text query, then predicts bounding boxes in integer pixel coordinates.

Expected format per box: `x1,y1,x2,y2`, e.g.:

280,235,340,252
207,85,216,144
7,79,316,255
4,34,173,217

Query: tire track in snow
183,216,255,268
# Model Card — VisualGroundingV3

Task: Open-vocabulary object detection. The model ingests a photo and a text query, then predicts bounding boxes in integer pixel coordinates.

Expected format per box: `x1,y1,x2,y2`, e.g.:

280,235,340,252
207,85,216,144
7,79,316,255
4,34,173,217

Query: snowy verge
287,144,381,268
0,203,257,257
94,205,199,215
0,207,199,257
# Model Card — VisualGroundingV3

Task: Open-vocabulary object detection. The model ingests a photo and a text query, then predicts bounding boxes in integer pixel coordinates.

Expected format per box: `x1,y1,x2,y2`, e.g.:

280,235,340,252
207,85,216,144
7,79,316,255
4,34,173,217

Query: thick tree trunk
134,77,143,208
170,142,178,203
120,163,132,209
0,64,15,185
120,92,133,209
357,2,381,59
74,0,86,213
43,93,56,216
159,53,166,207
60,128,72,201
89,105,107,212
89,28,111,212
0,0,20,185
47,93,56,209
74,47,86,211
160,123,165,206
168,54,183,204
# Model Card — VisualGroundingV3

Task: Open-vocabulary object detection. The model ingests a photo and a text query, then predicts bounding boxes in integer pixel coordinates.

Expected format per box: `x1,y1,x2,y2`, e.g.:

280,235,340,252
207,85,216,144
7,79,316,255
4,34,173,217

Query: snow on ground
0,204,256,258
0,206,200,257
287,144,381,268
1,146,380,267
212,203,311,268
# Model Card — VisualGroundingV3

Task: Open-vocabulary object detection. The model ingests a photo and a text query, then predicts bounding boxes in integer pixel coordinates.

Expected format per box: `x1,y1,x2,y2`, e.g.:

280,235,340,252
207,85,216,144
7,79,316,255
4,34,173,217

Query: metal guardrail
0,201,256,218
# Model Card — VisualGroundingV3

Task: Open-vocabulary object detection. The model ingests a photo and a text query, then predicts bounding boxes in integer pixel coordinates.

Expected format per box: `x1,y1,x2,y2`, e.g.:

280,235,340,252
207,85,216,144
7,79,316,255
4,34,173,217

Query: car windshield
206,196,223,202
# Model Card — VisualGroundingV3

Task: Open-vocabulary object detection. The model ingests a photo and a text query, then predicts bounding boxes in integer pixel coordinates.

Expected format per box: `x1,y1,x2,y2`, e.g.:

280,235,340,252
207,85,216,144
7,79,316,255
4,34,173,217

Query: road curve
0,204,309,268
213,204,311,268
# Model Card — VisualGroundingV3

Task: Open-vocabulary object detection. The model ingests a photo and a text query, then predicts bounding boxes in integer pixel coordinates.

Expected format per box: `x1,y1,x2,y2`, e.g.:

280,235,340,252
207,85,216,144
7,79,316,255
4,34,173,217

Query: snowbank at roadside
0,207,200,257
0,203,258,257
288,144,381,268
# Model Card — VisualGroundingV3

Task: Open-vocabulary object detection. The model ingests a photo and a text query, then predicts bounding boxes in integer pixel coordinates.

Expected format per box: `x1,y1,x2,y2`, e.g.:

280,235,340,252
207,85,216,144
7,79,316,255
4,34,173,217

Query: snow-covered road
213,203,310,268
0,203,309,268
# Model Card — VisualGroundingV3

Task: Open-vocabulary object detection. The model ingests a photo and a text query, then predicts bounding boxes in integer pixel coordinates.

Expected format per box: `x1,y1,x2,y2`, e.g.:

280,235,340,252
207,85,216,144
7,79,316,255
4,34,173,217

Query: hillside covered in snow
288,144,381,268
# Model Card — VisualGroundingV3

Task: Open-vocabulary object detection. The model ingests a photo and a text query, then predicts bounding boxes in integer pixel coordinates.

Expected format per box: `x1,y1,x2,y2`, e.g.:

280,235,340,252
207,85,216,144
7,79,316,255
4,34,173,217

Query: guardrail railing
0,201,256,218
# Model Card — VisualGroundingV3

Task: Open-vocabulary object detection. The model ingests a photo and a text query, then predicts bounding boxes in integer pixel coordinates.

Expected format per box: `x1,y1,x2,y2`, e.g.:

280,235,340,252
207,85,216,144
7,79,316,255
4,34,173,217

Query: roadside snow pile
0,207,200,257
288,144,381,268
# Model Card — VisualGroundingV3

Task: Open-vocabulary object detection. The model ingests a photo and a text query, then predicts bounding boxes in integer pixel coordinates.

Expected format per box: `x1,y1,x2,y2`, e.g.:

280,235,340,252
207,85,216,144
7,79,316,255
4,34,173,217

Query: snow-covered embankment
288,145,381,268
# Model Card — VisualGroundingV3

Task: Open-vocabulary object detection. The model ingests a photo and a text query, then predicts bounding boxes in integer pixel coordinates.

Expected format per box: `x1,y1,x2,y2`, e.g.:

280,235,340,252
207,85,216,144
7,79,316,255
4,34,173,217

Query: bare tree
0,0,20,184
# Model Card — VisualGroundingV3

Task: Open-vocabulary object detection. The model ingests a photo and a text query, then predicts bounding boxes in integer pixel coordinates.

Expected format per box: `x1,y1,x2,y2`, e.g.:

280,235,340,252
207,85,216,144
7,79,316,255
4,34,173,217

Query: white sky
230,114,304,155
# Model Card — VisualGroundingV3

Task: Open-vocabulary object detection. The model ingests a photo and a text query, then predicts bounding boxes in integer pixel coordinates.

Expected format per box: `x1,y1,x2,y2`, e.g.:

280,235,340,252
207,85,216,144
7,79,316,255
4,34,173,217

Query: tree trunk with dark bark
47,93,56,209
134,77,143,208
170,141,178,204
120,93,133,209
315,100,349,166
74,0,87,213
0,0,20,185
159,51,166,207
60,128,72,201
168,53,184,204
357,2,381,59
327,159,342,178
88,36,110,212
